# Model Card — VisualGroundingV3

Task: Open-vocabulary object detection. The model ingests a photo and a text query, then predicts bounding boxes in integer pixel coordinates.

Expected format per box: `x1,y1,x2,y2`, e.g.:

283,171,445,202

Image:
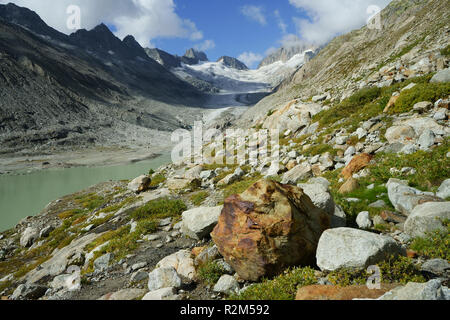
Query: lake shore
0,145,174,176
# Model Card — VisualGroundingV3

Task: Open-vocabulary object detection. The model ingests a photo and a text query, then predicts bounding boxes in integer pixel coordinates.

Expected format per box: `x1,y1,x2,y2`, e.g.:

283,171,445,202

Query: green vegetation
370,139,450,191
410,219,450,260
328,256,425,286
130,197,186,221
75,193,107,211
197,260,228,286
221,175,262,202
302,143,337,157
440,44,450,57
229,267,317,300
314,86,382,128
149,174,166,188
388,82,450,114
190,191,209,206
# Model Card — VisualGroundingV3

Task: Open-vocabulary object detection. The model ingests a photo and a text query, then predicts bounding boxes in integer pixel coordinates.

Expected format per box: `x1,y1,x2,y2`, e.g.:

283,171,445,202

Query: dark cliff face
0,3,207,150
145,48,181,69
217,56,248,70
181,48,208,65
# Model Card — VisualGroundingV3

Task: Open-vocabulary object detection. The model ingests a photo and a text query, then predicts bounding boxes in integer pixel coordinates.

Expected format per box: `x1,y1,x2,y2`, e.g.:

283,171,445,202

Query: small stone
356,211,372,229
148,267,181,291
94,253,113,272
142,287,180,300
131,262,147,271
369,200,386,208
213,275,240,294
131,271,149,282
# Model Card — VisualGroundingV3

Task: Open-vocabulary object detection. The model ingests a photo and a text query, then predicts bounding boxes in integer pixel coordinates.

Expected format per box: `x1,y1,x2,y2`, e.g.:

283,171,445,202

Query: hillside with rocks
0,0,449,301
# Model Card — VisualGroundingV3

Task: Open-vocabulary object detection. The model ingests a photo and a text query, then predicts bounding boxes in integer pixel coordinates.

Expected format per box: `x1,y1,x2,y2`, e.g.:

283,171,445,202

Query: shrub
410,219,450,260
389,82,450,114
130,197,187,221
440,44,450,57
149,174,166,187
328,256,425,286
197,260,227,286
370,139,450,190
229,267,317,300
190,191,209,206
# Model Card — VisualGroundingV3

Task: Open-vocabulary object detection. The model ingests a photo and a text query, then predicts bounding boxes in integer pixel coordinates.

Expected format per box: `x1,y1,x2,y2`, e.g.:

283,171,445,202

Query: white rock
437,179,450,200
386,179,438,215
156,250,196,281
378,279,448,300
142,287,180,300
281,163,312,184
127,175,151,193
181,206,223,240
356,128,367,139
20,227,39,247
148,267,181,291
316,228,405,271
213,275,240,294
356,211,372,229
344,146,356,157
404,202,450,238
417,129,435,150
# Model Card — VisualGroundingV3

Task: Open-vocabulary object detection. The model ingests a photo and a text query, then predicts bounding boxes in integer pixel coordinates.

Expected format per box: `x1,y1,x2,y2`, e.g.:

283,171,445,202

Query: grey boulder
404,202,450,238
181,206,223,240
316,228,405,271
378,279,449,300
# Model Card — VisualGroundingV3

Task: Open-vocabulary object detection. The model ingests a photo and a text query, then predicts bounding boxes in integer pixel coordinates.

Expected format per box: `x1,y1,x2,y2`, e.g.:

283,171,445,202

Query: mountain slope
239,0,449,126
0,3,208,153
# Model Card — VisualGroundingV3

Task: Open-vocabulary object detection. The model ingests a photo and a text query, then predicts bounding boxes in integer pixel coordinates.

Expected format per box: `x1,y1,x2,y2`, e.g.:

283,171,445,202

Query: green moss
130,197,187,221
149,174,166,187
302,143,337,157
378,256,426,284
197,260,227,286
328,256,425,287
389,82,450,114
75,193,107,211
229,267,317,300
314,87,382,128
190,191,209,206
370,139,450,190
440,44,450,57
410,219,450,260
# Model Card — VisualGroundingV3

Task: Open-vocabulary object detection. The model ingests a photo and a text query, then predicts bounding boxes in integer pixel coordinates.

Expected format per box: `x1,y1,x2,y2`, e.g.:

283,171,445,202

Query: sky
1,0,392,68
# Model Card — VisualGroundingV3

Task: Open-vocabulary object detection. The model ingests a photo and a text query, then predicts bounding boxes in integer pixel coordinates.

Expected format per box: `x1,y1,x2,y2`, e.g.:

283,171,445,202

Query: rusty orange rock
210,179,331,282
383,95,399,113
341,153,373,179
295,284,397,300
191,246,206,258
338,177,360,194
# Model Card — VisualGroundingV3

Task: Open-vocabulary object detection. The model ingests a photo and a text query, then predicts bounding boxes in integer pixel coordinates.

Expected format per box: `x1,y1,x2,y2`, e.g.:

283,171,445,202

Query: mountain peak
0,2,67,42
183,48,208,64
217,56,248,70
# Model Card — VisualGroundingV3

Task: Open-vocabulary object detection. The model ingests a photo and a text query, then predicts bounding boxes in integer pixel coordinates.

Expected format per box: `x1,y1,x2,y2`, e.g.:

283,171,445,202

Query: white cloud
288,0,392,44
238,52,263,69
4,0,204,47
240,5,266,26
274,10,287,34
194,39,215,52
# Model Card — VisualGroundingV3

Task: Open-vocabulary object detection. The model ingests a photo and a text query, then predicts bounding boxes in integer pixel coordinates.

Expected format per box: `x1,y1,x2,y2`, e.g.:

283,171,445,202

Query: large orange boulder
296,284,397,300
211,179,331,281
341,153,373,179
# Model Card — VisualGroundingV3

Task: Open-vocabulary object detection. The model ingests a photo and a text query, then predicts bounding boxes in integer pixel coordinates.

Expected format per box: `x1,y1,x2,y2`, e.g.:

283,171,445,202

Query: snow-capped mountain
172,49,317,97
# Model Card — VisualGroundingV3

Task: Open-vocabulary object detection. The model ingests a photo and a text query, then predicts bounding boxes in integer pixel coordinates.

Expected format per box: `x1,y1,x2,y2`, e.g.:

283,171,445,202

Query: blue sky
151,1,308,62
3,0,392,68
